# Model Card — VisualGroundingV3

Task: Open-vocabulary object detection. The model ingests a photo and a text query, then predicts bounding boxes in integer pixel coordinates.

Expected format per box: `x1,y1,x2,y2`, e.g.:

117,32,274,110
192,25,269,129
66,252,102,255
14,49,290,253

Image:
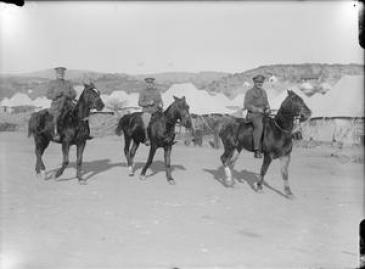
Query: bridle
271,112,301,134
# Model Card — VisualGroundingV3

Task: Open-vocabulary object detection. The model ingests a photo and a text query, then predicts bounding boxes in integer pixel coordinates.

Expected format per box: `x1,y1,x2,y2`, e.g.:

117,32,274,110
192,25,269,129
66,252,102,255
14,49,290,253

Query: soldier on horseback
138,77,163,146
244,74,271,158
46,67,77,142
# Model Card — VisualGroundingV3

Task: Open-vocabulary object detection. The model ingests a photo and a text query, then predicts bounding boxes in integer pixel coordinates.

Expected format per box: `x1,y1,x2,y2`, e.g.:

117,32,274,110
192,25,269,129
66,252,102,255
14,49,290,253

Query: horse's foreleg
139,145,157,180
34,136,50,180
76,141,86,184
55,142,70,178
257,153,272,192
128,140,140,176
229,149,240,169
123,134,131,170
220,147,235,187
163,145,175,184
280,154,293,198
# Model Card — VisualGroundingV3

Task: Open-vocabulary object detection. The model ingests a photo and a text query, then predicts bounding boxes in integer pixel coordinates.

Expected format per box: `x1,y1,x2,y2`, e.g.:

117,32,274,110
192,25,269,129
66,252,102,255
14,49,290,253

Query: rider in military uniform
244,74,270,158
138,77,163,146
46,67,77,142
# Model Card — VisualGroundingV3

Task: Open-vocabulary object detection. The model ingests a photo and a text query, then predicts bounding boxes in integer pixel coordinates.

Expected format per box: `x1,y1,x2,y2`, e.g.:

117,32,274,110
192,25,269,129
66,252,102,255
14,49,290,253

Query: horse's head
169,96,192,129
282,90,312,122
82,82,105,111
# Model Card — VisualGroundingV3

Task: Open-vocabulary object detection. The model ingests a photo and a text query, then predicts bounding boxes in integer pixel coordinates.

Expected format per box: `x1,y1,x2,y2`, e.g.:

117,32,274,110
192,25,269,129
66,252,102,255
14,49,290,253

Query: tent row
1,75,363,119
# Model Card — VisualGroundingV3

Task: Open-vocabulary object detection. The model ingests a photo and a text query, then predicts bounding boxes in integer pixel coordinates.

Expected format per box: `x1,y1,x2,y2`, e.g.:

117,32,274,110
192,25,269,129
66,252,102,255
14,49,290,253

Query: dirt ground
0,132,363,269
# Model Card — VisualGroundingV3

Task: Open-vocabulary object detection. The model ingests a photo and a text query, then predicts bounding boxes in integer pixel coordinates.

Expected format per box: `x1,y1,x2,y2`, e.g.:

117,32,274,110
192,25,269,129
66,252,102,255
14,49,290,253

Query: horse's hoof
285,189,295,199
224,181,235,188
139,174,146,181
40,170,47,180
128,166,134,176
257,188,264,194
79,179,87,185
256,184,263,193
284,187,294,197
54,170,62,179
168,179,176,185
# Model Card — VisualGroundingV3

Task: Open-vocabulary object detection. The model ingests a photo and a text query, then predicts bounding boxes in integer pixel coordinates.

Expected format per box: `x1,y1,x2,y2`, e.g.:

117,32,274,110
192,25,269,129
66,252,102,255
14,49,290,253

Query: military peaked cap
252,74,266,83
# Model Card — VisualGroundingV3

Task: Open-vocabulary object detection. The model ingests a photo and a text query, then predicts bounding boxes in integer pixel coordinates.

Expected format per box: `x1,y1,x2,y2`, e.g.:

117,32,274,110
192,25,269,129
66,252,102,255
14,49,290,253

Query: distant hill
134,71,228,88
0,70,227,100
203,63,364,98
0,64,362,100
0,70,170,99
11,69,105,80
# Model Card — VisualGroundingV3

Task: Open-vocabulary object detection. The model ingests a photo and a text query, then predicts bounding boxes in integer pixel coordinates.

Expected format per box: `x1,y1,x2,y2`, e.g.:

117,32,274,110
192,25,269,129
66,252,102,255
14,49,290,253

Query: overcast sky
0,1,363,74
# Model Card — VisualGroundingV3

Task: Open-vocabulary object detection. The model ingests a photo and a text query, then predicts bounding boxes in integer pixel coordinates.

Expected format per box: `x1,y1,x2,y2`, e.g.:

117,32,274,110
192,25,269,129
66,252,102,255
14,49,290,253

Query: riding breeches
246,112,264,151
141,112,152,140
49,96,68,125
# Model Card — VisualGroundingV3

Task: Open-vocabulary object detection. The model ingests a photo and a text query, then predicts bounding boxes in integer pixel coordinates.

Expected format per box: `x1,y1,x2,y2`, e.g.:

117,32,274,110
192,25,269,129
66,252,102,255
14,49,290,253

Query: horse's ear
182,96,186,101
173,95,179,101
287,90,293,96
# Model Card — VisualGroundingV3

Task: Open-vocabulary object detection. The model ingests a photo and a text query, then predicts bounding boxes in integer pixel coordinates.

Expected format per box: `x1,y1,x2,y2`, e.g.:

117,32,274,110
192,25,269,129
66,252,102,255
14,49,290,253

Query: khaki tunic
46,79,77,113
243,86,270,112
243,86,270,151
138,87,163,113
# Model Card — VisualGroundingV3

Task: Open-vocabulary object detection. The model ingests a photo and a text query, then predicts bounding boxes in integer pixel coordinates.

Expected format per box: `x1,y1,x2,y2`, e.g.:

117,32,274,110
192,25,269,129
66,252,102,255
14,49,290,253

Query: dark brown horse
28,83,105,184
218,90,311,197
115,96,192,184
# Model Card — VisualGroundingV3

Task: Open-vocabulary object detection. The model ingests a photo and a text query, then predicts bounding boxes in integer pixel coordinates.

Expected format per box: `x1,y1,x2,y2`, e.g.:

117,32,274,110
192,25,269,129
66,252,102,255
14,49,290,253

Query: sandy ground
0,132,363,269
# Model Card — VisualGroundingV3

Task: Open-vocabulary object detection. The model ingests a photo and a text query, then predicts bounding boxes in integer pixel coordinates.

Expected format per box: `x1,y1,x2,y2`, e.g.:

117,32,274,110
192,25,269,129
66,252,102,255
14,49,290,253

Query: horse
218,90,311,198
28,82,105,184
115,96,192,185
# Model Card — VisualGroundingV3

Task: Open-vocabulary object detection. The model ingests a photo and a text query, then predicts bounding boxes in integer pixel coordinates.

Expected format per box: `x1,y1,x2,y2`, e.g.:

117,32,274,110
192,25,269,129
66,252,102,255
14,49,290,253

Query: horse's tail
27,110,48,137
115,114,131,136
27,112,38,137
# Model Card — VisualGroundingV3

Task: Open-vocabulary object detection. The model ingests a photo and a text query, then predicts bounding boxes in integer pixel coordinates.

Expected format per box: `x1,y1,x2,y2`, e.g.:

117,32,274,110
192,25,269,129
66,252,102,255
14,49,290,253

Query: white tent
162,83,235,114
32,96,51,108
74,85,85,99
7,93,33,107
270,87,310,111
231,93,244,107
0,97,11,107
307,75,364,118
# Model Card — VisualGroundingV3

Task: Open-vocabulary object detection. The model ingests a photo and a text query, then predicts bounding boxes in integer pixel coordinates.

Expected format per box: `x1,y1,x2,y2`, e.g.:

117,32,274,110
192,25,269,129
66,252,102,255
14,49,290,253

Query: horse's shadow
203,166,290,199
128,161,186,178
47,158,123,182
48,159,186,182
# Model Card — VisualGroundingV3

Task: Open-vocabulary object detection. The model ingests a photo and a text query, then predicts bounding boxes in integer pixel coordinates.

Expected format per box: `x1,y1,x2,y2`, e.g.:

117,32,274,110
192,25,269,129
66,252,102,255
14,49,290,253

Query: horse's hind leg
139,144,157,180
76,141,86,184
123,134,132,175
280,154,294,198
34,135,50,179
163,145,175,185
257,153,272,192
128,140,140,176
220,147,235,187
54,142,70,179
